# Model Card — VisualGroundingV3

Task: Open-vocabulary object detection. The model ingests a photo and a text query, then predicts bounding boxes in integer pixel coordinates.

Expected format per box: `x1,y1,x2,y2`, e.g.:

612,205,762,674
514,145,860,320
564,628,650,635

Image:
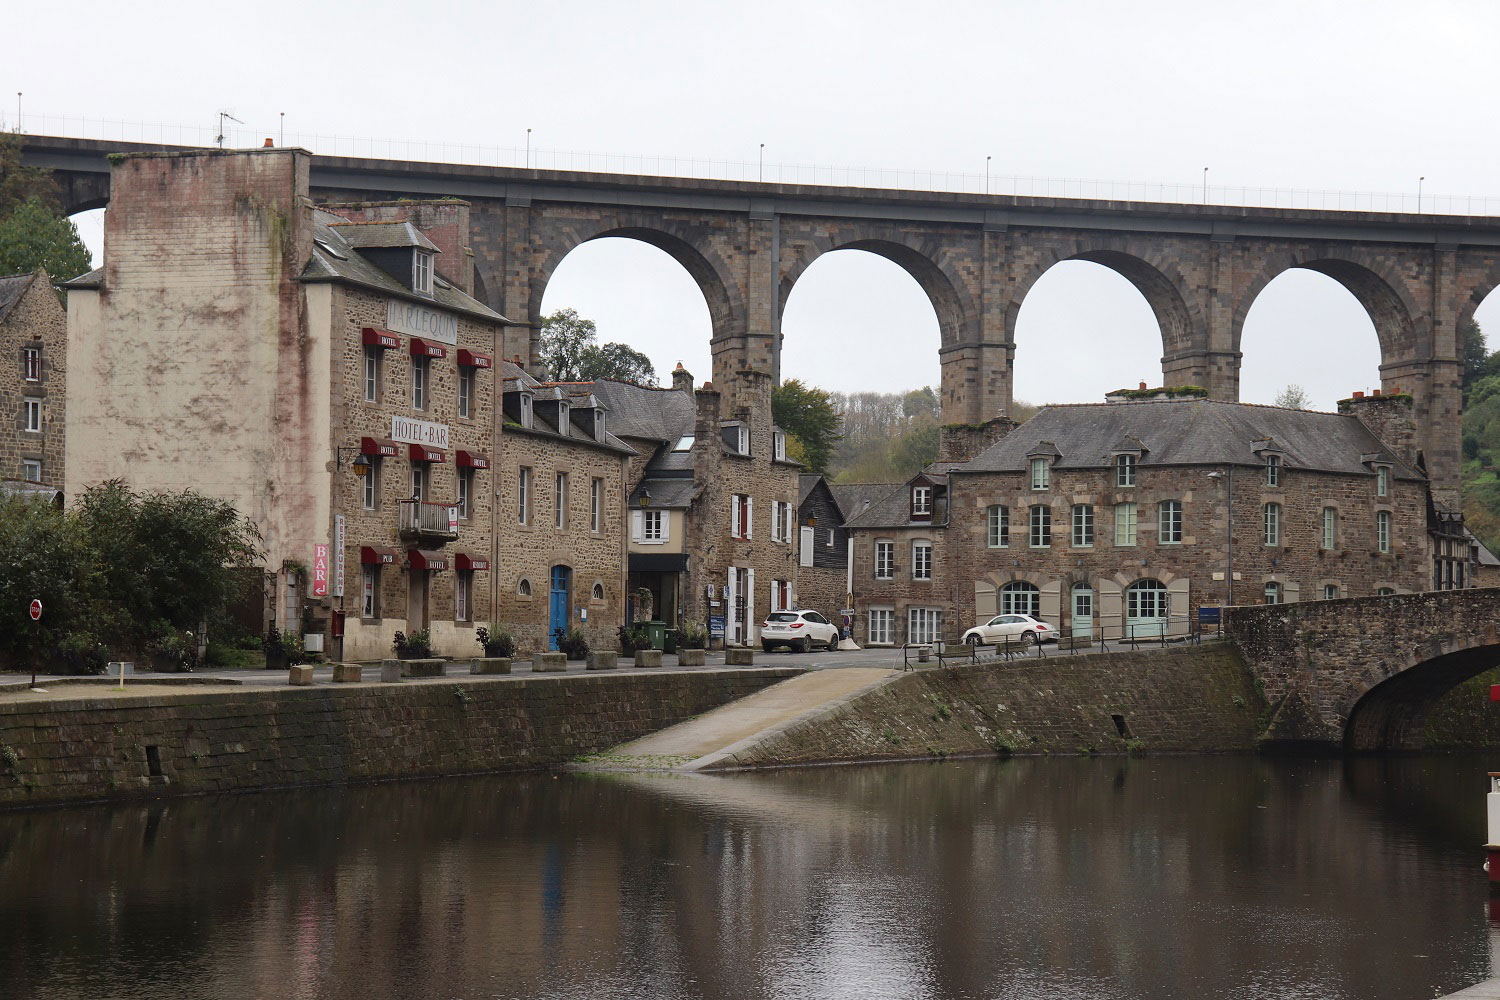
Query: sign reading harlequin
391,416,450,450
386,300,457,346
312,544,330,597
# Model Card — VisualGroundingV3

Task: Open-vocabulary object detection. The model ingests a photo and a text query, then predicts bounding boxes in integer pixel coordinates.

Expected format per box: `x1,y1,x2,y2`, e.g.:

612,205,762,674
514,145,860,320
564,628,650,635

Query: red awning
408,443,446,463
361,436,399,457
410,337,448,359
456,450,490,469
457,349,493,369
361,327,401,350
361,545,400,565
407,549,449,571
455,552,491,572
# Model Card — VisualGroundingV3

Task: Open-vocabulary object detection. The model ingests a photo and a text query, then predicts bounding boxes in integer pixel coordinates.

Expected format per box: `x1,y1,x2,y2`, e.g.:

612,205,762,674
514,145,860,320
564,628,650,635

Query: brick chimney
672,362,693,395
1339,390,1418,468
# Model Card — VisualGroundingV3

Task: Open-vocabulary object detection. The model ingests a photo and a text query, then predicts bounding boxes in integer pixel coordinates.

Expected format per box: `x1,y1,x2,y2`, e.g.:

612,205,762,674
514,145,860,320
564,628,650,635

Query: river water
1,755,1496,1000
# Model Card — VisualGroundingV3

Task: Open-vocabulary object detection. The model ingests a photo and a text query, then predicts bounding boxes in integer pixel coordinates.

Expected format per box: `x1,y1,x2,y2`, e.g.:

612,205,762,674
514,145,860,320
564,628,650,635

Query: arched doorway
1124,579,1168,639
548,565,572,651
1000,581,1040,617
1071,582,1095,639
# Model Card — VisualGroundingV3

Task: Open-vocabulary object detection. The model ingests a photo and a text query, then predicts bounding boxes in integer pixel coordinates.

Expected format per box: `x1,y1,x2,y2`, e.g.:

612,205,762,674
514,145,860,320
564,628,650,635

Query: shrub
394,629,432,658
474,624,514,658
56,632,109,675
558,628,590,661
617,625,652,653
676,622,708,649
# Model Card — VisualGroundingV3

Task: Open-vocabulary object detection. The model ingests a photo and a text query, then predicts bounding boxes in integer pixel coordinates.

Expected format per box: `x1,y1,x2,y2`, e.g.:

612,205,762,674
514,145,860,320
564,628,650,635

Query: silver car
960,613,1057,647
761,610,840,653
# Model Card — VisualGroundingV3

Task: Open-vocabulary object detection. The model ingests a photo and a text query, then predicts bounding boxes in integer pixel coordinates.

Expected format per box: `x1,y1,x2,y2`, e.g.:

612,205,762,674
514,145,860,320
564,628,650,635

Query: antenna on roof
216,110,244,149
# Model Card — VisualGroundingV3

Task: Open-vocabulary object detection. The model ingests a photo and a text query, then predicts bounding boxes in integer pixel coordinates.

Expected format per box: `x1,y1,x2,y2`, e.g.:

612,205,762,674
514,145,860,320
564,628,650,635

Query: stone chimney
1339,390,1419,468
672,362,694,395
939,416,1018,463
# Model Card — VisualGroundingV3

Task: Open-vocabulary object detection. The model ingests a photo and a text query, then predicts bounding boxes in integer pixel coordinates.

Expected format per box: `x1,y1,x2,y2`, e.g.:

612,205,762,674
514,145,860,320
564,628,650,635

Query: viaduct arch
23,134,1500,503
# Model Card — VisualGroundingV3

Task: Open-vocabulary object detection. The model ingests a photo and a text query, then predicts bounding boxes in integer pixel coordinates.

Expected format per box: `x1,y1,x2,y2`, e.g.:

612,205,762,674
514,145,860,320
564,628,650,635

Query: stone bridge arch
1344,632,1500,751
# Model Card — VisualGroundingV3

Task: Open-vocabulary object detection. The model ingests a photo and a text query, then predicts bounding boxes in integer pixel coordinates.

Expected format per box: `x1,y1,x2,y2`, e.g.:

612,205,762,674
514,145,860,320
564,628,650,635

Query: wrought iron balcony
398,499,460,542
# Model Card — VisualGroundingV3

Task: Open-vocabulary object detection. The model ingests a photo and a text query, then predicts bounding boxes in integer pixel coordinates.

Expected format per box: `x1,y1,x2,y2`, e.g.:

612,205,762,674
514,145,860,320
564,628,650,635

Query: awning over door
407,549,449,571
361,545,400,565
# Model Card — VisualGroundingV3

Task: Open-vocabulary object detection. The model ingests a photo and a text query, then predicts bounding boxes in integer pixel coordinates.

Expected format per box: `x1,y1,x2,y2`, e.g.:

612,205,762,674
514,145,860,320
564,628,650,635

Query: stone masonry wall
0,273,66,487
0,668,800,809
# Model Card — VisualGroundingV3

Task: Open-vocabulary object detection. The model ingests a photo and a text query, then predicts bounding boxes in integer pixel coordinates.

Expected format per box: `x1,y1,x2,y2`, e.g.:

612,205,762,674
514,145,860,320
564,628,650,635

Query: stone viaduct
1226,589,1500,751
23,135,1500,502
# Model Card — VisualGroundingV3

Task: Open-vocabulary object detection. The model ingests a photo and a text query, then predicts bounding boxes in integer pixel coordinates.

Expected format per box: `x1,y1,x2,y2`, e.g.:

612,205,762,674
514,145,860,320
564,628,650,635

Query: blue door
548,565,571,650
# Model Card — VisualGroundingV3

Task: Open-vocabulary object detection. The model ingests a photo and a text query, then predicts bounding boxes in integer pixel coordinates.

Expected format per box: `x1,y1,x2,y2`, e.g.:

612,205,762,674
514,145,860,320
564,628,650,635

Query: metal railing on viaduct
1224,589,1500,752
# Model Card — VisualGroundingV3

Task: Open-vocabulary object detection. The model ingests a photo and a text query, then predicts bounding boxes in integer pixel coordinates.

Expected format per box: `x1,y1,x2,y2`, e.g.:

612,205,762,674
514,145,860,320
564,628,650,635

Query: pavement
1440,980,1500,999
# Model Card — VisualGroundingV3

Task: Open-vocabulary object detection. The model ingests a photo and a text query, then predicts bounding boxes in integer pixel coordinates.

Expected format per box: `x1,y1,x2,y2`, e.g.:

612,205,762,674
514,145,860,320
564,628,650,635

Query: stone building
793,474,852,622
0,271,66,490
63,147,512,660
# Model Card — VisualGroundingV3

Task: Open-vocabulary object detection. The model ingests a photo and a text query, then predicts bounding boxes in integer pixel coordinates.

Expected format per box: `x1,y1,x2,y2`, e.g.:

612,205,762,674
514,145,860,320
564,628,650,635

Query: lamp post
1418,176,1425,213
759,143,765,182
986,155,991,195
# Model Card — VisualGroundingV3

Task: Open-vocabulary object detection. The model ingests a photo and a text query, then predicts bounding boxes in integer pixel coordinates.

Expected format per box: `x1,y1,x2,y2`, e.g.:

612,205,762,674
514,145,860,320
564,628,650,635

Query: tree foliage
1274,384,1312,409
771,379,842,475
1463,319,1500,557
538,307,657,385
0,134,92,285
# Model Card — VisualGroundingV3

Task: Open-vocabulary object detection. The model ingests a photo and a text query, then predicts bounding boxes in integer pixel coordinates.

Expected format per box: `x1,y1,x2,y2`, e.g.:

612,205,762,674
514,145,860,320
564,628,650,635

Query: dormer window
519,394,534,429
912,485,932,516
413,251,433,294
558,402,570,436
737,425,749,454
1265,454,1281,487
595,408,606,438
773,430,786,461
1115,454,1136,488
1030,457,1050,491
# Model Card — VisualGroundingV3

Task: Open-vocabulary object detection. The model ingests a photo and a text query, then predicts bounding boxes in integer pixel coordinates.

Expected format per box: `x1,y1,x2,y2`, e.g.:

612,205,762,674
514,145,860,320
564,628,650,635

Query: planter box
587,651,618,670
532,652,566,673
288,665,315,686
677,648,706,666
403,658,445,678
332,663,363,683
725,648,755,666
380,660,404,683
634,649,663,668
471,657,512,675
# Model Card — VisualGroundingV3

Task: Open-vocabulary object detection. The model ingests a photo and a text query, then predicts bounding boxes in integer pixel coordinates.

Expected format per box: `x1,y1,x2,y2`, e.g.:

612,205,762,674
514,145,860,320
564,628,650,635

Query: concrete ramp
592,667,898,771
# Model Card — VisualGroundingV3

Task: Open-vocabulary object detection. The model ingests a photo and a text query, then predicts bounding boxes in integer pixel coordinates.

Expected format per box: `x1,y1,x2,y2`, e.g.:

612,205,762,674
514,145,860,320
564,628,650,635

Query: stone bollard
587,650,619,671
332,663,363,683
677,648,706,666
724,647,755,666
634,648,663,668
380,659,404,683
471,657,512,675
917,646,931,663
532,652,567,673
403,658,446,678
288,664,316,686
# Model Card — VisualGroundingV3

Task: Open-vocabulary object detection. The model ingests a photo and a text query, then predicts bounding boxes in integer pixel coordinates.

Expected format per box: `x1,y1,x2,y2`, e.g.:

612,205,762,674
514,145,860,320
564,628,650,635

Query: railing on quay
900,611,1224,671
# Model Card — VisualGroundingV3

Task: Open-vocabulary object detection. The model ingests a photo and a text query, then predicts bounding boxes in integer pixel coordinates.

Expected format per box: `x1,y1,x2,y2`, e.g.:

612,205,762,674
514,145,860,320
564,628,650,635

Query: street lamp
352,453,371,478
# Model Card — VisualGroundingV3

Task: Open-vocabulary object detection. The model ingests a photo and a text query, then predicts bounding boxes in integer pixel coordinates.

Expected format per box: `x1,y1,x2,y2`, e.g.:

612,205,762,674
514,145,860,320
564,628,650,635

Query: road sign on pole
28,598,41,689
29,599,41,621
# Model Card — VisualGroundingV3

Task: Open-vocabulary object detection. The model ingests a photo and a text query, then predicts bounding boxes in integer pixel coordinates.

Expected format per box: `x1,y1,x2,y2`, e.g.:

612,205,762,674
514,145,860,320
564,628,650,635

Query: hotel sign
391,415,449,451
387,300,457,346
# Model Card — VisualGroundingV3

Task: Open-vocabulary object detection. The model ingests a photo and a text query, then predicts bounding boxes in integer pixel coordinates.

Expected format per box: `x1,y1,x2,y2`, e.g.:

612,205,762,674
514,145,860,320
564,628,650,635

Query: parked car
960,613,1057,647
761,610,841,653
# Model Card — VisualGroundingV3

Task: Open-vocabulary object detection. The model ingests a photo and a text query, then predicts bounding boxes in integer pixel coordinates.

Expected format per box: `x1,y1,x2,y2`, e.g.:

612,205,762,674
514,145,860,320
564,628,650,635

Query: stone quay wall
0,668,799,809
703,643,1264,769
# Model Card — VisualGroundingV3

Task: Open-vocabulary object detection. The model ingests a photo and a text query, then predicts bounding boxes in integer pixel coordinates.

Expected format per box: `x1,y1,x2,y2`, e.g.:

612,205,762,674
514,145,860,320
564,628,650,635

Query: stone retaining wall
0,669,799,809
703,644,1263,769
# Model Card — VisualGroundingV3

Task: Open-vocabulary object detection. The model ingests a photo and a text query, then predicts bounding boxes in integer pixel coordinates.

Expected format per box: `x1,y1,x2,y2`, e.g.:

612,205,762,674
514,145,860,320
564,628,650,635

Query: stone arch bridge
23,134,1500,500
1225,589,1500,751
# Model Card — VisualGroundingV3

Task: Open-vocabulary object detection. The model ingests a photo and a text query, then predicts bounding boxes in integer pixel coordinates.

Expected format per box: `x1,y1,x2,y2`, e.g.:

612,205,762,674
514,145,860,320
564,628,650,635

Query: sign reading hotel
387,300,458,346
391,416,450,450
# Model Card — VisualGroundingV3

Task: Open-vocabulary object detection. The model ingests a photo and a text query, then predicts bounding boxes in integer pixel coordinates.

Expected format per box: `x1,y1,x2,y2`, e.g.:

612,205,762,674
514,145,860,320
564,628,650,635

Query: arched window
987,505,1009,548
1000,581,1040,617
1264,582,1282,605
1125,579,1169,637
517,578,532,597
591,582,605,600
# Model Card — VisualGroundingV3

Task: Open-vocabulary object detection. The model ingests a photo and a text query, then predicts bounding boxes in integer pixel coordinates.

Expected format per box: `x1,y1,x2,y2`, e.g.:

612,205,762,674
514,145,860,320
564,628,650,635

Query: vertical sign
333,515,346,598
312,544,330,598
448,505,459,534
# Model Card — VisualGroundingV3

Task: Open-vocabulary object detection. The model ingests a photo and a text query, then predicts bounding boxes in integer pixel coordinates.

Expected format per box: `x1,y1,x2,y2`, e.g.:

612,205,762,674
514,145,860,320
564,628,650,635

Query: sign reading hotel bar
312,543,330,598
387,300,457,347
391,415,450,450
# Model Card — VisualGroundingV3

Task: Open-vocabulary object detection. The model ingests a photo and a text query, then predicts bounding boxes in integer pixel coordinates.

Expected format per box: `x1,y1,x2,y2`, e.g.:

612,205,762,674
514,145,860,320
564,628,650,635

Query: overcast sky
12,0,1499,410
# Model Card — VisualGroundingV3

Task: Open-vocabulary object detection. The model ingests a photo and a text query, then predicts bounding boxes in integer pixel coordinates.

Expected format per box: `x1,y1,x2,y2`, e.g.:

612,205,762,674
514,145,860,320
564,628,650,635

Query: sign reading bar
391,415,450,450
387,300,457,346
312,544,330,597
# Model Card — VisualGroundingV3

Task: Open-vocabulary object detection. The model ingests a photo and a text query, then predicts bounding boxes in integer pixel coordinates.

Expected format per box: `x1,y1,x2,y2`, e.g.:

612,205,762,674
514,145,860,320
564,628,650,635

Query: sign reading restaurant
391,415,450,450
387,300,457,346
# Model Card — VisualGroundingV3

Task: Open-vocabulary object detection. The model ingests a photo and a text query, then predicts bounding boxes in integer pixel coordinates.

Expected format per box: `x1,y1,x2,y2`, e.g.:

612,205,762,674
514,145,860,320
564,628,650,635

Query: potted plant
677,622,708,650
393,628,433,660
475,624,515,659
558,627,590,661
280,630,306,667
617,625,653,658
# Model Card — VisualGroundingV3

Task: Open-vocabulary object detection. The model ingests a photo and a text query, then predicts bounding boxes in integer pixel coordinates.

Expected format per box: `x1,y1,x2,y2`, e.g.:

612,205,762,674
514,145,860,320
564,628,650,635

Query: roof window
672,435,695,453
413,250,434,294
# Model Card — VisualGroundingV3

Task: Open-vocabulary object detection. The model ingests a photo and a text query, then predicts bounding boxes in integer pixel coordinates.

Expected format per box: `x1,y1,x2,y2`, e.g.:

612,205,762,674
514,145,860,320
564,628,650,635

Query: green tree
1274,384,1311,409
0,133,58,216
902,386,939,420
0,198,92,283
772,379,843,475
0,495,92,668
1462,319,1491,401
538,307,656,385
588,341,657,384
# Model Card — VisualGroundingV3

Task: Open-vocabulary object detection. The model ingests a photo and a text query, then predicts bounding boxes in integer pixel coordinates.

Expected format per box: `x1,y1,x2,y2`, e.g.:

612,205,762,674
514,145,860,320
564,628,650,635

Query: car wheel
797,637,810,654
828,634,840,652
1021,630,1036,647
966,634,983,647
762,642,774,653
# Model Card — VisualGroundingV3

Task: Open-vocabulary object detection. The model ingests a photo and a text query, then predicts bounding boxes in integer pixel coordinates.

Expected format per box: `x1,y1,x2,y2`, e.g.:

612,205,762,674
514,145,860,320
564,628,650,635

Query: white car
761,610,841,653
960,613,1057,647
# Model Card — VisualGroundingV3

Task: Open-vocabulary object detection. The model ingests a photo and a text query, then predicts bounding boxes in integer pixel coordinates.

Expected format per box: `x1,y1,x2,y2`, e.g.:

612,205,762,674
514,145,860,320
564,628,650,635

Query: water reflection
0,756,1495,999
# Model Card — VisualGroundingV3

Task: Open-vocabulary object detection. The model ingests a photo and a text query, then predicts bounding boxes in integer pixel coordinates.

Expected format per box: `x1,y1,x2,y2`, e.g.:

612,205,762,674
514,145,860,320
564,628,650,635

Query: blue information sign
708,615,727,637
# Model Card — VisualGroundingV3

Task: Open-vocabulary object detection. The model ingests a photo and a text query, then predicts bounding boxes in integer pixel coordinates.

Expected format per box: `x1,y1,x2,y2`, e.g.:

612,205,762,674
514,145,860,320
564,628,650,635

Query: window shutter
631,509,644,542
746,568,756,641
746,497,754,539
800,526,814,567
660,510,671,542
726,566,737,639
769,579,777,613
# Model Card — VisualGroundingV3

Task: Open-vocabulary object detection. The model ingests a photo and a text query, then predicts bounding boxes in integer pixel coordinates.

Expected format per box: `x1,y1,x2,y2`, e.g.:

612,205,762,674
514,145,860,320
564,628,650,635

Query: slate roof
588,379,696,444
959,399,1425,480
327,220,440,252
798,474,822,506
828,482,903,523
1469,528,1500,567
0,273,37,323
628,477,697,509
498,362,636,455
842,480,943,530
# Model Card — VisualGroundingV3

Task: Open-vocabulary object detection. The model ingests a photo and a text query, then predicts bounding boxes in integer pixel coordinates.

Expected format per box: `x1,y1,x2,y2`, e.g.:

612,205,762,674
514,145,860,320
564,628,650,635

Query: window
1376,587,1395,596
671,435,694,452
1000,581,1040,616
1376,467,1389,497
23,398,40,433
22,348,39,382
868,608,894,645
1030,458,1049,490
1158,500,1182,544
642,509,664,541
1029,505,1051,547
517,578,532,597
592,582,605,600
591,478,602,532
912,541,932,580
1321,507,1337,550
458,367,474,419
414,250,433,293
1263,503,1280,546
1264,582,1282,605
772,579,791,611
1377,510,1391,553
520,394,534,428
908,607,943,645
361,565,380,618
1323,584,1338,600
554,472,568,529
987,505,1009,548
456,571,472,622
457,468,473,520
1114,502,1137,547
773,430,786,461
1116,454,1136,488
412,357,429,410
912,486,932,516
409,464,426,502
558,402,570,436
1126,579,1169,622
363,347,379,402
518,467,531,524
875,541,894,580
1072,504,1094,547
771,501,794,542
21,459,40,483
1266,454,1281,487
362,458,381,510
735,425,749,454
731,493,752,539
